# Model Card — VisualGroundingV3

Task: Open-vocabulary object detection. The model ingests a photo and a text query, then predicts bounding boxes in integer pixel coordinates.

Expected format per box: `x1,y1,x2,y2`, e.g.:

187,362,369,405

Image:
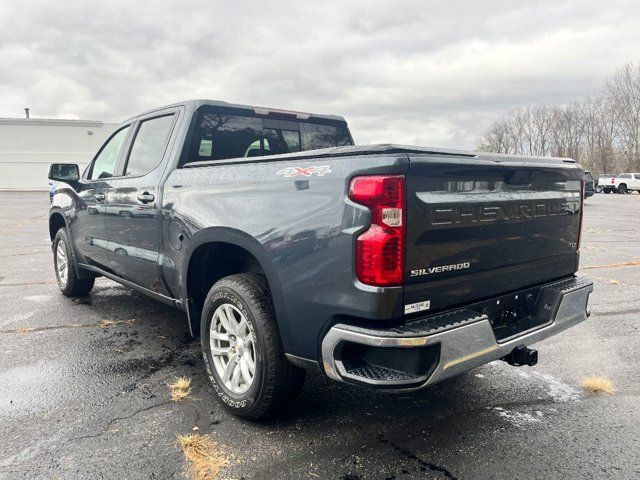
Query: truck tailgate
404,155,583,314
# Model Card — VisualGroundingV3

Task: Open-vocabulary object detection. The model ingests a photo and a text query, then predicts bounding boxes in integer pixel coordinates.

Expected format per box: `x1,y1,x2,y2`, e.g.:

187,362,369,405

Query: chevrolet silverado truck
48,99,593,419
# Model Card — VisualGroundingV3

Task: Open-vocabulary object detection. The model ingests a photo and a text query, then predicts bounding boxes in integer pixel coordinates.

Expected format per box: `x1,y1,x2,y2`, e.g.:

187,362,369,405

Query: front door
106,112,178,292
71,125,131,269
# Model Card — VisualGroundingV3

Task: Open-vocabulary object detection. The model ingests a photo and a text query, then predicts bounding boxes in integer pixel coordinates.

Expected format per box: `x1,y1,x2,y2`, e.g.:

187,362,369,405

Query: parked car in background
598,174,617,193
612,173,640,194
583,171,595,198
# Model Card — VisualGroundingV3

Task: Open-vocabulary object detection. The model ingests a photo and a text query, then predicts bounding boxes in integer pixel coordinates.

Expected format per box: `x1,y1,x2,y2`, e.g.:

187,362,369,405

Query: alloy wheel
56,240,68,287
209,303,257,395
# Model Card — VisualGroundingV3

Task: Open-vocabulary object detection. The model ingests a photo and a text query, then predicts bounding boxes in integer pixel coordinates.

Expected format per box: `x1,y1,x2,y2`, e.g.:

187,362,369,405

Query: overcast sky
1,0,639,149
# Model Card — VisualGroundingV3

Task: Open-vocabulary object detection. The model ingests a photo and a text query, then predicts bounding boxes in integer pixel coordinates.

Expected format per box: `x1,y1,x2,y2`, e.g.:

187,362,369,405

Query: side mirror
49,163,80,183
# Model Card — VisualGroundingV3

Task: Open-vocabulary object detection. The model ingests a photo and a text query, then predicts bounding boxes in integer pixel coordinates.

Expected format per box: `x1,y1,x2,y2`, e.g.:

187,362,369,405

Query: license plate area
479,284,551,342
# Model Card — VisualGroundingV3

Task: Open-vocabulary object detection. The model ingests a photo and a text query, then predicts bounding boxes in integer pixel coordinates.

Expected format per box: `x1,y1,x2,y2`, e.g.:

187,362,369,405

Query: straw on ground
168,376,192,402
178,434,229,479
581,375,615,395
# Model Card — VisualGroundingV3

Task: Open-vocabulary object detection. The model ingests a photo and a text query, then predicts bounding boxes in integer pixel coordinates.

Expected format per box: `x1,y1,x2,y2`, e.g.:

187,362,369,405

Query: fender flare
48,207,69,239
180,227,289,340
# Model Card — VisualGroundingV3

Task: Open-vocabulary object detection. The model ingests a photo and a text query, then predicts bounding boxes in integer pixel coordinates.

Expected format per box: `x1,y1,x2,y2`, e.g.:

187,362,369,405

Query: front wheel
201,274,305,420
53,228,95,297
618,184,628,194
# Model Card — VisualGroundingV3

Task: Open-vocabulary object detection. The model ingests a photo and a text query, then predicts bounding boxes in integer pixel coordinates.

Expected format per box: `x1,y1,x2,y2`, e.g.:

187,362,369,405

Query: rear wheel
53,229,95,297
201,274,305,420
618,184,628,194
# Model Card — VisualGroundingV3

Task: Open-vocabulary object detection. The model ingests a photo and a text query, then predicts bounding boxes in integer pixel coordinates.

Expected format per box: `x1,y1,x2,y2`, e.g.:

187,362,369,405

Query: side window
125,115,175,176
89,126,130,180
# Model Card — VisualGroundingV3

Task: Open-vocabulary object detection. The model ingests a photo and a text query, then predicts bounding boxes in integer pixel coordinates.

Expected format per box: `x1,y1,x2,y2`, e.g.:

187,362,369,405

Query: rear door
106,111,179,291
404,154,582,314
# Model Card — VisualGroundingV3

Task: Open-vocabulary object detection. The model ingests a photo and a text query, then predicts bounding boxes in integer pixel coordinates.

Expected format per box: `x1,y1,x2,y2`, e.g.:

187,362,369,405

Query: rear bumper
321,276,593,390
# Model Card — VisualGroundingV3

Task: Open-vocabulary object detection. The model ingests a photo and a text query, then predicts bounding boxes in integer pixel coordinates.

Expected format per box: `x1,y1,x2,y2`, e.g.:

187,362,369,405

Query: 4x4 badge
277,166,332,177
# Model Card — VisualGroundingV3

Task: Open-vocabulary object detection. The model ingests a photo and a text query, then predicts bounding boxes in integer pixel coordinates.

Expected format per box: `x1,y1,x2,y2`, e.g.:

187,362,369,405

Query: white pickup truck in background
598,175,617,193
613,173,640,194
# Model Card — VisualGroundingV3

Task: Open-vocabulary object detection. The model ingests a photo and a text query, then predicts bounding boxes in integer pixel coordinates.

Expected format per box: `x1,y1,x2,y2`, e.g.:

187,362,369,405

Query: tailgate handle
137,192,155,204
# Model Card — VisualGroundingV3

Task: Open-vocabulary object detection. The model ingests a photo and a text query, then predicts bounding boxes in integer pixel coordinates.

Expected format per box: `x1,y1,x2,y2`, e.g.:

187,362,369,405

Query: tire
618,184,628,194
201,274,305,420
603,189,611,194
595,185,603,193
53,228,95,297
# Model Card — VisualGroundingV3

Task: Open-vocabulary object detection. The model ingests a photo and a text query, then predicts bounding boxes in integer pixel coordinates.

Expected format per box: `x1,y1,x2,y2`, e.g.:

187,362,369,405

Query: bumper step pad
338,309,487,339
322,276,593,389
345,364,420,383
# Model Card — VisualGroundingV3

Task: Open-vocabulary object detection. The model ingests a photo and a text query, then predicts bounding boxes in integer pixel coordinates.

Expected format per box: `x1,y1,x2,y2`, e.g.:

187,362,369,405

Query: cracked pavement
0,191,639,479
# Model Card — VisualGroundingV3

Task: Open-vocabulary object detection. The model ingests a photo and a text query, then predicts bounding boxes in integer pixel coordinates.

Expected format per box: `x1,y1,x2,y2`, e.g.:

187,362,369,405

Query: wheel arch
181,228,287,339
49,210,67,240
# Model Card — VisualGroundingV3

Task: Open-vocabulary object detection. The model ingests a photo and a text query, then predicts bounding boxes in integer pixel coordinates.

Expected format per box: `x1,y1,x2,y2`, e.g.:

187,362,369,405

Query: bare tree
477,62,640,174
607,63,640,170
552,103,584,160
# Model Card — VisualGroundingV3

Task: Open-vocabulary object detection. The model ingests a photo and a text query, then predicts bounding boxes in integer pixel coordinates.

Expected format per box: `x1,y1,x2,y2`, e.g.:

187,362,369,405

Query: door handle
94,193,105,202
137,192,155,204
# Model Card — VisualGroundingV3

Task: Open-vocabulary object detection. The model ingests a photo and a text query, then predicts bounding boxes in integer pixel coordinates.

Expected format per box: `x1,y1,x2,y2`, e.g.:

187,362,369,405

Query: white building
0,117,118,190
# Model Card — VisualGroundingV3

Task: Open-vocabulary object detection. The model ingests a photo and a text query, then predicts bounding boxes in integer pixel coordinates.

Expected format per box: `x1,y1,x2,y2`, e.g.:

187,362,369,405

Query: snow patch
519,371,581,402
490,407,542,427
94,287,131,297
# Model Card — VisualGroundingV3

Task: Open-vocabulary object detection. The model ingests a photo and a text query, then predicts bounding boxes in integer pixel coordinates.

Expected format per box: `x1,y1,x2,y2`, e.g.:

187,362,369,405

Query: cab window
181,107,353,166
125,115,176,176
88,126,130,180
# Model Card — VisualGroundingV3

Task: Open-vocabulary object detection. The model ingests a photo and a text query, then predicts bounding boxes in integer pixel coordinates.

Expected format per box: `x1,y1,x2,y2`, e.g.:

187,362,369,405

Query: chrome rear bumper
321,276,593,389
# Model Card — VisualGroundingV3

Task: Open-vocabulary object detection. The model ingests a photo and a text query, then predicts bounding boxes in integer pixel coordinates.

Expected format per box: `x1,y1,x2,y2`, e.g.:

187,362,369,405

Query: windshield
184,107,353,164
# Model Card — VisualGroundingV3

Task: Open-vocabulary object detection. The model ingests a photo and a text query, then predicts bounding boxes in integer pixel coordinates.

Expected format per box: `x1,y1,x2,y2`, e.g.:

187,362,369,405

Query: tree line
477,63,640,173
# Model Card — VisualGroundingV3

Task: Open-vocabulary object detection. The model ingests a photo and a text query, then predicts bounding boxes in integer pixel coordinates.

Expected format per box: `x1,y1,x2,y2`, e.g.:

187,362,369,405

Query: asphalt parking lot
1,191,639,480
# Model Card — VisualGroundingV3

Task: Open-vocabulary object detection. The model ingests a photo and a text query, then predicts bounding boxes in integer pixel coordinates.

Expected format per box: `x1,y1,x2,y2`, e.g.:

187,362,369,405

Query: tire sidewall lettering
203,288,259,410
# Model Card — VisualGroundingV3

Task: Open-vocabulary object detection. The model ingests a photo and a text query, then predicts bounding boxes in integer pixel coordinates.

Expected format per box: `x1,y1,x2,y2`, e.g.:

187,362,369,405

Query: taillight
349,175,405,286
577,179,585,250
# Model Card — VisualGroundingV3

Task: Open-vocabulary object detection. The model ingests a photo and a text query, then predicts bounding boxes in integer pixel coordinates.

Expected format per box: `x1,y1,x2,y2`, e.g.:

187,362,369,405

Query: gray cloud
1,0,638,148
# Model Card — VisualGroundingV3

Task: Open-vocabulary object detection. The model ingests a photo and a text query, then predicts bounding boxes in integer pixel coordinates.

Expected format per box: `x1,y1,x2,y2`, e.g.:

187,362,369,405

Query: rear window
182,107,352,165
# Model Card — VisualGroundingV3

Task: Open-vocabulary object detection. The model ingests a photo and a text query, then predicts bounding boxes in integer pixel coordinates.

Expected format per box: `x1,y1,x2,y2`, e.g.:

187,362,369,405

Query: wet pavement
0,191,639,480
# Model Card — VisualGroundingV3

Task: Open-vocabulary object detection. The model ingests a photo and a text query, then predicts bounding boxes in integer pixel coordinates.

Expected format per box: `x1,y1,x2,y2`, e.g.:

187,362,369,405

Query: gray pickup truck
48,99,593,419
